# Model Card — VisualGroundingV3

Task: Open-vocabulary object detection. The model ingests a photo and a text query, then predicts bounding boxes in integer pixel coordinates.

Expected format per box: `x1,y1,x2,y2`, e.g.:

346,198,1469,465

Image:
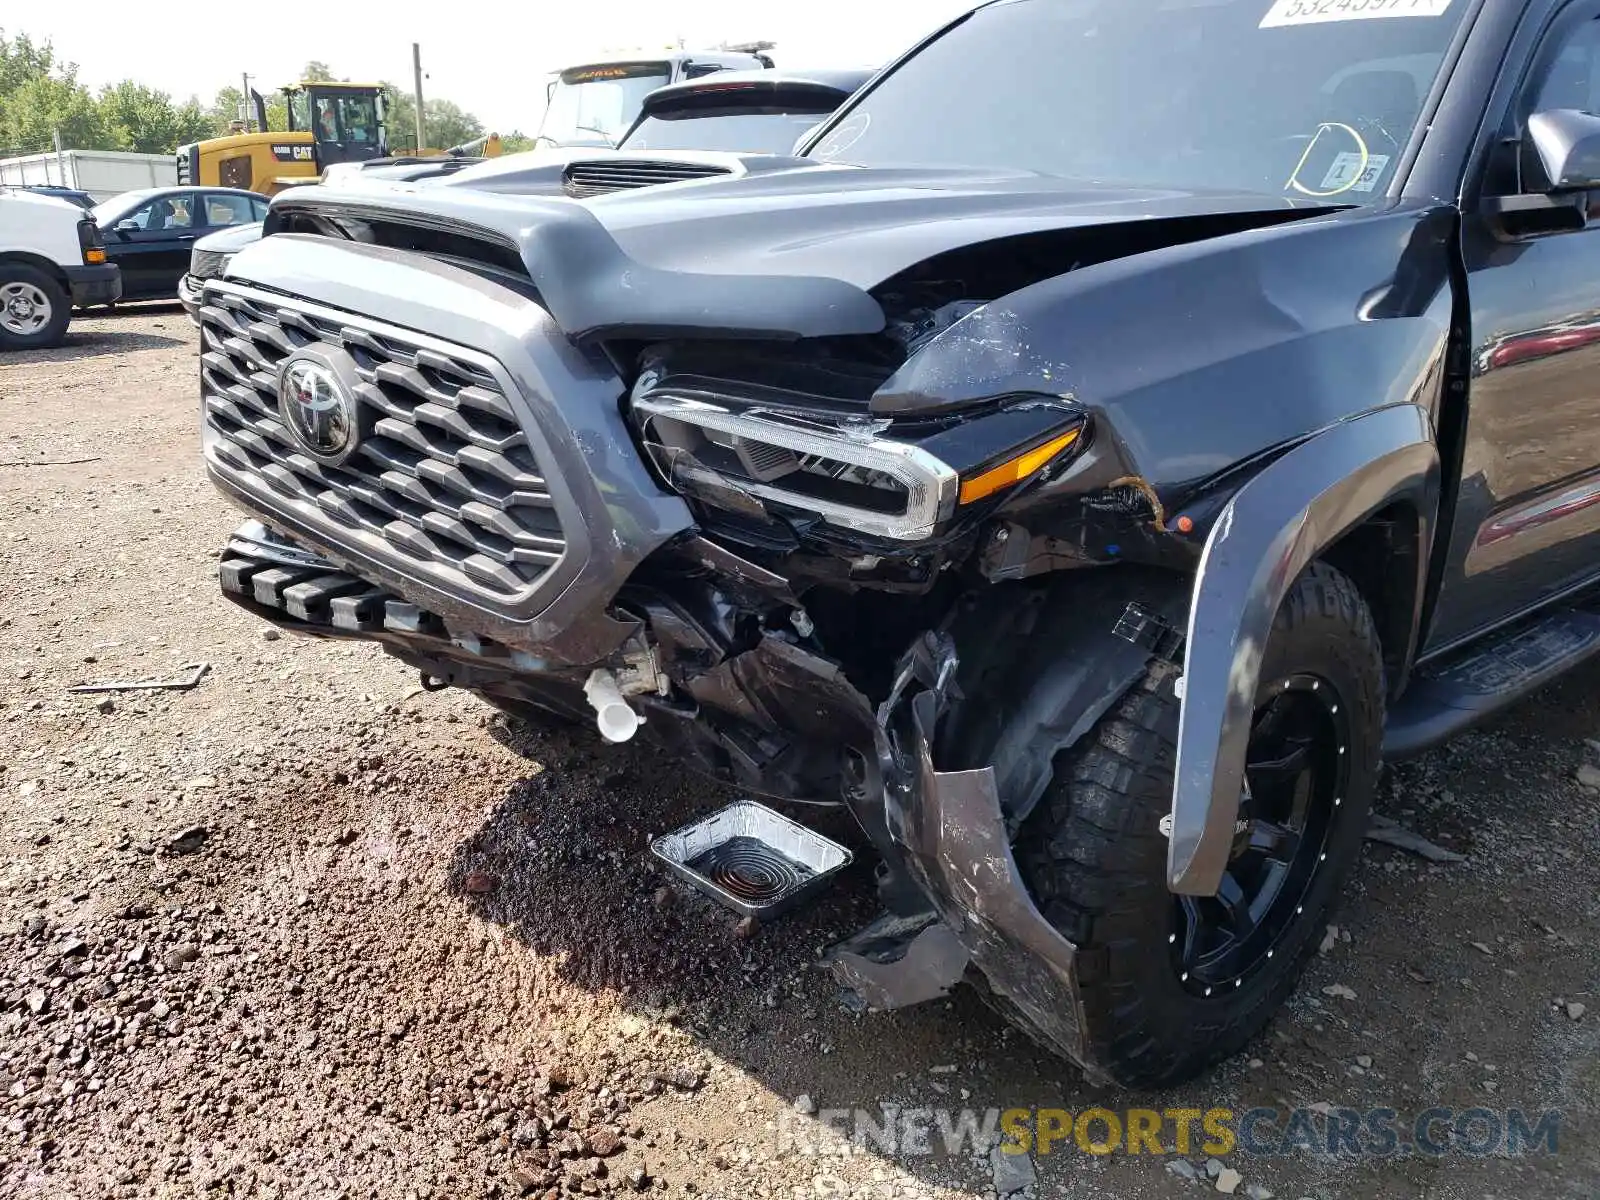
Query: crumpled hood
584,165,1329,289
262,166,1340,343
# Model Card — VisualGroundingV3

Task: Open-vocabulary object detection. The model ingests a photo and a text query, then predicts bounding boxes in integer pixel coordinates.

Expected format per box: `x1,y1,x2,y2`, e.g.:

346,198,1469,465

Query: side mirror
1483,109,1600,239
1527,108,1600,191
113,219,140,237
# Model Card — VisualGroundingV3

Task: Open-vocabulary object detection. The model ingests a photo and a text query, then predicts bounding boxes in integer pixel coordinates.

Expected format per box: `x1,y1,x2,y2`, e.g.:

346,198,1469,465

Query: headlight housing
190,248,234,280
633,389,959,541
632,371,1090,542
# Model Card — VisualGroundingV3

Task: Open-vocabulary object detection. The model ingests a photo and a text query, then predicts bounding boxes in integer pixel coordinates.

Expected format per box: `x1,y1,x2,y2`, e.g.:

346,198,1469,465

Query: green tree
97,80,210,152
0,72,105,154
0,28,106,154
423,99,484,150
205,84,285,136
0,28,55,98
382,83,417,150
381,84,486,152
207,84,245,133
1,33,488,156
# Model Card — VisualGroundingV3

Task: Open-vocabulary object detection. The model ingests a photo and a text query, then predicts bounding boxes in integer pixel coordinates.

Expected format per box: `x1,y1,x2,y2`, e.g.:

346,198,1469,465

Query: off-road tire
1006,562,1384,1087
0,264,71,351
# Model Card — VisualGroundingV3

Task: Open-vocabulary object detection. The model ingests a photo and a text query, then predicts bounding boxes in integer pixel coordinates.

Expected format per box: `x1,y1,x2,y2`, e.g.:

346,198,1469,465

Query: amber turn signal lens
84,248,106,264
958,428,1082,505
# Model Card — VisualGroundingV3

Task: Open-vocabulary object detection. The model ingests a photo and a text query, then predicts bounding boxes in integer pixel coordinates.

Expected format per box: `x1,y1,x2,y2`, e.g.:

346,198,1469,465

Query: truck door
1431,2,1600,648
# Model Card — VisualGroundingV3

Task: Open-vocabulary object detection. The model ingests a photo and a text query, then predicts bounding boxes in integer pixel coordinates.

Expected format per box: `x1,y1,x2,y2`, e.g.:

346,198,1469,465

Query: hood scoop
564,159,733,198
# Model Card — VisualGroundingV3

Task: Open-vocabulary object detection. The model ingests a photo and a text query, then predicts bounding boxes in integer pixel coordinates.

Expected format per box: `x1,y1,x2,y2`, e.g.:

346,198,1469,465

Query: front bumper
65,263,121,307
178,273,203,325
216,520,598,717
223,514,1099,1078
198,235,695,668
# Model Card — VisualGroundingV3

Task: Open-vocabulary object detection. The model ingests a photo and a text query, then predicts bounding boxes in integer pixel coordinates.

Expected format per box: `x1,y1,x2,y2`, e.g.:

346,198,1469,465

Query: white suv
0,189,121,350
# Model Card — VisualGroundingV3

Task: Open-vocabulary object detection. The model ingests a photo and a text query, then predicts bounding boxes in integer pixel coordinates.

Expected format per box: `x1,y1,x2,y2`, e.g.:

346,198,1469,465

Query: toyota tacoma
198,0,1600,1086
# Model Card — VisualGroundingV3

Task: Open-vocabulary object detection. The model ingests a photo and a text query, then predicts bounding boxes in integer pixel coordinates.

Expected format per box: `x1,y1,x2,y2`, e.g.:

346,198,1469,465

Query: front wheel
1010,562,1384,1087
0,265,71,351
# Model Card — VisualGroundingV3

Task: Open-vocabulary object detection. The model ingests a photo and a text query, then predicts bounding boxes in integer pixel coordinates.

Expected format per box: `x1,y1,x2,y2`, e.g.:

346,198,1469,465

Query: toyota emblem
278,353,358,463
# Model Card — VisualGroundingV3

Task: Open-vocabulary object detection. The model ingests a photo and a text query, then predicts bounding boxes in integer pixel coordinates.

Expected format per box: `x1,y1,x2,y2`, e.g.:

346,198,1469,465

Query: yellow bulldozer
175,81,502,197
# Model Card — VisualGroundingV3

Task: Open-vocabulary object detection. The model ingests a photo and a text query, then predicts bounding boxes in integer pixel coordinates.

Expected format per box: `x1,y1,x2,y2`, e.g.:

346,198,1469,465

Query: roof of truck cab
640,68,875,109
554,50,766,74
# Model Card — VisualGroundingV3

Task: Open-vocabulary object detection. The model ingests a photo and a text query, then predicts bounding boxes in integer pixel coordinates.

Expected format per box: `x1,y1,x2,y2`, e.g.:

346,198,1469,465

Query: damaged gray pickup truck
199,0,1600,1085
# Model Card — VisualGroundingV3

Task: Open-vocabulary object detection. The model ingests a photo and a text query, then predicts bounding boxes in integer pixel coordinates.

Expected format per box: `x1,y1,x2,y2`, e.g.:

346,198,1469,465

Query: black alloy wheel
1171,674,1351,995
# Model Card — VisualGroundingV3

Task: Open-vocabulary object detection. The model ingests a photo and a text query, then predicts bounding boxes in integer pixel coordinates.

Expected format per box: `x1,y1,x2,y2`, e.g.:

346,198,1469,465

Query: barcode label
1261,0,1452,28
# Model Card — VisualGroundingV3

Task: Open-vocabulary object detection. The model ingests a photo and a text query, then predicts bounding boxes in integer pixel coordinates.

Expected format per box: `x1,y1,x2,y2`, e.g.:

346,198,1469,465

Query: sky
11,0,981,133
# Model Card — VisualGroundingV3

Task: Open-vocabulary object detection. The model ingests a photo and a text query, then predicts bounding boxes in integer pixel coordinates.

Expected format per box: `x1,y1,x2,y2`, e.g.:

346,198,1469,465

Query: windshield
621,109,836,153
91,191,155,224
808,0,1473,201
312,93,380,144
539,63,672,146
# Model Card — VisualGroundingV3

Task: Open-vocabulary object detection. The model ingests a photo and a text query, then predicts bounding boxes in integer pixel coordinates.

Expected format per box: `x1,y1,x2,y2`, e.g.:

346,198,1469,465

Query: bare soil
1,309,1596,1199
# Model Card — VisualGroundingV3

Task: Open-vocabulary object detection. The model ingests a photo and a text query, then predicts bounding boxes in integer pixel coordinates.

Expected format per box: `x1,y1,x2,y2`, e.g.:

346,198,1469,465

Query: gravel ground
1,309,1597,1199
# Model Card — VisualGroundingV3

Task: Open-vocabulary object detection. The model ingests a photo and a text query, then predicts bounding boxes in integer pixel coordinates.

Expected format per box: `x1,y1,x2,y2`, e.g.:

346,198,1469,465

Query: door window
250,198,270,221
334,94,378,145
1496,10,1600,195
1532,16,1600,114
124,194,194,231
203,195,252,227
314,97,341,141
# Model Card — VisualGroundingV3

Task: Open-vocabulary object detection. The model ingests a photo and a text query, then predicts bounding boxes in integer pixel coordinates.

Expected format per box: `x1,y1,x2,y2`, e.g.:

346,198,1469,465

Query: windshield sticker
812,112,870,159
1285,122,1374,196
1261,0,1452,28
1320,150,1391,192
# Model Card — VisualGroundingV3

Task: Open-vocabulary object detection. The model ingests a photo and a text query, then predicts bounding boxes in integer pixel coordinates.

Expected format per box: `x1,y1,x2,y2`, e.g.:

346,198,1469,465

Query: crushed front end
197,175,1259,1086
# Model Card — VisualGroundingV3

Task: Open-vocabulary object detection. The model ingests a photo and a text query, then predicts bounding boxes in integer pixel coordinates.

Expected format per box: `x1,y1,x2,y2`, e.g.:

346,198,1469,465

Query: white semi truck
534,49,774,149
0,150,177,203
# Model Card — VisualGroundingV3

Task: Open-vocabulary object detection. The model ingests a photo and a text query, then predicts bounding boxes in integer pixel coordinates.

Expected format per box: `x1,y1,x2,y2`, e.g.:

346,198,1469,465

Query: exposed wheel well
1317,502,1422,694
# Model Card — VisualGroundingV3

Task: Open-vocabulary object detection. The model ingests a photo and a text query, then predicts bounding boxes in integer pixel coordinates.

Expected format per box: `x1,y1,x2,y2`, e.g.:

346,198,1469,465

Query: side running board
1384,608,1600,759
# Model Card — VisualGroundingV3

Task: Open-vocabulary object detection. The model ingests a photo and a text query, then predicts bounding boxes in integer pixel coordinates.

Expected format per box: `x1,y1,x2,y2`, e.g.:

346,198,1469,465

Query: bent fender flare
1168,403,1439,896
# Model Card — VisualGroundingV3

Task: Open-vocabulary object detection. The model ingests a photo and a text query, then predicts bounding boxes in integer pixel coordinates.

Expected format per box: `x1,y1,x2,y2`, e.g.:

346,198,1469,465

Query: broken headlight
632,389,959,541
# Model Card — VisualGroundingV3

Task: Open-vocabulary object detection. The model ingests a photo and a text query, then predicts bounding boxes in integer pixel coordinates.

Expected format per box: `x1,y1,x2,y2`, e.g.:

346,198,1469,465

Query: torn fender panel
823,912,970,1012
941,566,1188,830
1170,403,1439,896
871,204,1454,504
874,635,1102,1081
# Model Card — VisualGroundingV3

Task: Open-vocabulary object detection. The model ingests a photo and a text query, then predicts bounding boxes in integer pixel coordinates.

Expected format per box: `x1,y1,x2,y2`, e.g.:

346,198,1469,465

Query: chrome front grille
563,159,732,198
190,249,228,280
199,288,566,602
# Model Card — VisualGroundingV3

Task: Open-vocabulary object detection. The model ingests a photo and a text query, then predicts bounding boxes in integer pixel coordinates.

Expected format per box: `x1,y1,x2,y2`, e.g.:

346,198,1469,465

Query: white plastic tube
583,669,641,744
